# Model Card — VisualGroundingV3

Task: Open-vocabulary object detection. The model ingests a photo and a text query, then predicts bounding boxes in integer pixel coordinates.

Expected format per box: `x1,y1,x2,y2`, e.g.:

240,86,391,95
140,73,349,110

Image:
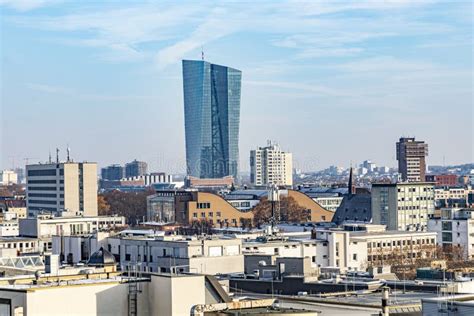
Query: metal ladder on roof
128,263,140,316
128,281,138,316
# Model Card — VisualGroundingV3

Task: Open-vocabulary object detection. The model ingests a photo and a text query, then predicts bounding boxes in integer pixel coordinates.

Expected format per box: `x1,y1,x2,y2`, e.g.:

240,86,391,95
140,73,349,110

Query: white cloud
154,7,239,68
4,0,450,67
1,0,54,11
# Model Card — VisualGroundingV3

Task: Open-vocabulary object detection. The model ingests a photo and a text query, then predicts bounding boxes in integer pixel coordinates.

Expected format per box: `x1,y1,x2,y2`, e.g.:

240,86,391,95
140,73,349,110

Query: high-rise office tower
396,137,428,182
250,141,293,187
125,160,148,178
182,60,241,179
26,161,98,216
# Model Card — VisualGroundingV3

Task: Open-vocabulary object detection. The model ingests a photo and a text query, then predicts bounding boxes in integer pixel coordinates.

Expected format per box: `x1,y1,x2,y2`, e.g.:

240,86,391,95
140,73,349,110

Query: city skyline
1,1,472,173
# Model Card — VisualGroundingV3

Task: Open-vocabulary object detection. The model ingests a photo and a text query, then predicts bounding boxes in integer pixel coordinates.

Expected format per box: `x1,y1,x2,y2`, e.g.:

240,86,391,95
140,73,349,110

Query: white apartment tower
250,141,293,187
26,161,98,217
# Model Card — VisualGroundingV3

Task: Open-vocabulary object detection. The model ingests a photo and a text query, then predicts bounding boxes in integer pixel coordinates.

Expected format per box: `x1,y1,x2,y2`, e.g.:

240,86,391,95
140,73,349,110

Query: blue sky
1,0,472,173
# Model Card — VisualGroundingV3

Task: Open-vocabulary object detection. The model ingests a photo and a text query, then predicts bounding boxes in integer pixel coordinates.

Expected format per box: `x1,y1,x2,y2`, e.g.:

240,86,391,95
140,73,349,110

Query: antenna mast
201,46,204,61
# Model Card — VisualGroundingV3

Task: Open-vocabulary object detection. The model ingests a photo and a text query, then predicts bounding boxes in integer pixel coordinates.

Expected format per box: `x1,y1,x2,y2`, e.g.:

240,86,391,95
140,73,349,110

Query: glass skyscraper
182,60,241,179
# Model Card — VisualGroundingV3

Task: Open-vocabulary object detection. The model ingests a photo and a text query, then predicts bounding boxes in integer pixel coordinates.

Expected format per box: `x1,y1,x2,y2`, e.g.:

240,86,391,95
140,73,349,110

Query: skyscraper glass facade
182,60,241,179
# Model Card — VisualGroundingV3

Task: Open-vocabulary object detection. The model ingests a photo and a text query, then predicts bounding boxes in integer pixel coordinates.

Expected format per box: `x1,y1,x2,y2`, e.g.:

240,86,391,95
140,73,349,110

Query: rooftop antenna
67,145,71,162
56,148,60,164
201,46,204,61
48,150,52,164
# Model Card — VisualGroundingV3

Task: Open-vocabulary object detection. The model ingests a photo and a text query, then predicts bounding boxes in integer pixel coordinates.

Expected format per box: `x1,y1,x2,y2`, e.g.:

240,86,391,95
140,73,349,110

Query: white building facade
428,208,474,259
250,141,293,187
372,182,435,231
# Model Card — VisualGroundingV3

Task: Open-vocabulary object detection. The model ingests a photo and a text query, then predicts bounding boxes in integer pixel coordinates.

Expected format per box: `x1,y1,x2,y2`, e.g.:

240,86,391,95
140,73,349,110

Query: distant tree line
98,188,154,225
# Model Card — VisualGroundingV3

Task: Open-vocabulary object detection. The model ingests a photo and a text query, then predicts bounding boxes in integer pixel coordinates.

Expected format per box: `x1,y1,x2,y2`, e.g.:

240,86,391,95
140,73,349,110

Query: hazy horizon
1,1,473,174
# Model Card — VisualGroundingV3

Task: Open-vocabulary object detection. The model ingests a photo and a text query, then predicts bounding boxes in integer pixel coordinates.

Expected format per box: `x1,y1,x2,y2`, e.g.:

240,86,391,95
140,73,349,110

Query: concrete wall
190,255,244,274
81,163,98,217
0,281,150,316
63,164,80,214
150,274,205,316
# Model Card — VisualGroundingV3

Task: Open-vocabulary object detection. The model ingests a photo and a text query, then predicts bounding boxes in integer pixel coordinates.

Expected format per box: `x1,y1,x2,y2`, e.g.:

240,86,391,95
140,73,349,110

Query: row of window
196,202,211,209
367,238,435,248
28,179,56,184
28,199,57,205
28,193,58,198
0,242,35,249
193,211,221,218
368,252,428,261
28,169,57,177
28,187,63,191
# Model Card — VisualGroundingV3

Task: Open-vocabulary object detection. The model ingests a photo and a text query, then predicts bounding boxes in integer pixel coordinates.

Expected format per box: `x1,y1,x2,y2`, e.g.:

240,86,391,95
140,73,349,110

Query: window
28,169,57,177
442,232,453,242
28,179,57,184
27,187,57,191
28,193,57,198
125,254,131,261
353,254,357,260
28,199,57,205
192,213,197,218
442,221,453,231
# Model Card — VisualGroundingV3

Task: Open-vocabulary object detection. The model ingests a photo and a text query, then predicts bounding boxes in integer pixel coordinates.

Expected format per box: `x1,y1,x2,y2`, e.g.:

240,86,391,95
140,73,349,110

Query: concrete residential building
118,235,244,274
250,141,293,187
19,214,126,252
26,162,98,216
428,208,474,259
100,164,124,180
0,170,18,185
396,137,429,182
125,159,148,178
182,59,241,179
372,182,435,231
